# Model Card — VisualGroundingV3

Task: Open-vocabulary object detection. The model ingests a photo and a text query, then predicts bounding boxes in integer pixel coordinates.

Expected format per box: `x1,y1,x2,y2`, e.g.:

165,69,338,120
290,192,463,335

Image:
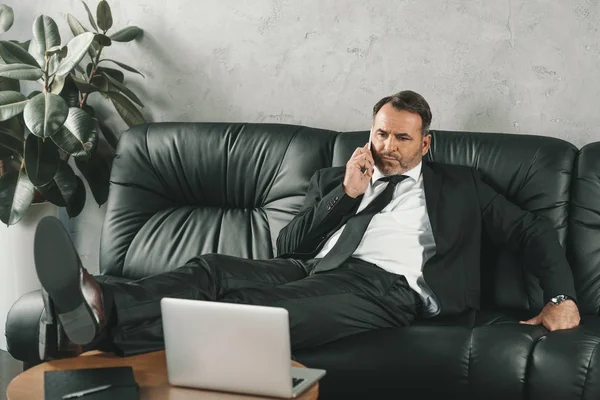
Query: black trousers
100,254,422,356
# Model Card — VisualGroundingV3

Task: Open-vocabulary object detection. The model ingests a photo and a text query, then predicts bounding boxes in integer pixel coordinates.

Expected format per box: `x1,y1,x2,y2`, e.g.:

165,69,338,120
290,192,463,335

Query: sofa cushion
294,321,547,400
100,123,337,278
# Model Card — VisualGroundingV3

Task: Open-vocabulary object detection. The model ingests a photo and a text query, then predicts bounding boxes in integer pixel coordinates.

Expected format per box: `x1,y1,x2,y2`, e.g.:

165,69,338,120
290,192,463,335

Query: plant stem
43,56,50,93
79,46,104,108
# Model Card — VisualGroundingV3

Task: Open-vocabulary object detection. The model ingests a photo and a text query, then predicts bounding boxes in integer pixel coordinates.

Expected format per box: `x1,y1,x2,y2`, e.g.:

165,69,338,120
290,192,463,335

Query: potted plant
0,0,145,350
0,0,145,226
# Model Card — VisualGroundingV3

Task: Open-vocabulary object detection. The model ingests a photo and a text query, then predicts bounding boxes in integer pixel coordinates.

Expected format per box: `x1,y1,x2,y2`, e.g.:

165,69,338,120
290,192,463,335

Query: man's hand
344,143,374,198
520,300,581,331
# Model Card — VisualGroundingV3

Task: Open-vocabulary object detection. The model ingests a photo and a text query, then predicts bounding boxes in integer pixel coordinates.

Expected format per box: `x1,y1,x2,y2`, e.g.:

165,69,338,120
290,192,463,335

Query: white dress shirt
315,162,440,317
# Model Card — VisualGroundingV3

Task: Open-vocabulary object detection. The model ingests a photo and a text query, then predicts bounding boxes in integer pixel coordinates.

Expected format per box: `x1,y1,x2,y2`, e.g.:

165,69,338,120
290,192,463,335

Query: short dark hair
372,90,432,135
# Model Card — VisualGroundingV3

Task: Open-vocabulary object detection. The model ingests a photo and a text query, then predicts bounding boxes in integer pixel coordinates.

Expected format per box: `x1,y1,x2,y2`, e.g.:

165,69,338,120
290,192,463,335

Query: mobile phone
362,137,372,175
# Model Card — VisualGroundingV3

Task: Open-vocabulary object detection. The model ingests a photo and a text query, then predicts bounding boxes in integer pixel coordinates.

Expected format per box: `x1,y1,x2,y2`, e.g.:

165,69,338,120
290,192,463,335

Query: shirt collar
371,161,422,185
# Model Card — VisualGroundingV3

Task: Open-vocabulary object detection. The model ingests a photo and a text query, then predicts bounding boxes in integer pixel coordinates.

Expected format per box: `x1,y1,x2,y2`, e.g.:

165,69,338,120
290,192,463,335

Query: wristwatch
549,294,575,305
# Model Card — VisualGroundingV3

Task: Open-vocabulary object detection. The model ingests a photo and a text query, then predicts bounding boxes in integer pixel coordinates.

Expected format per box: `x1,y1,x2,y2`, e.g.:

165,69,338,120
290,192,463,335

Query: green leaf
96,0,113,31
55,32,95,77
29,15,61,68
0,115,25,140
67,14,88,37
23,93,69,138
0,168,35,225
98,119,118,148
28,90,42,99
95,66,123,82
49,73,67,94
88,41,99,60
82,104,96,118
36,161,78,207
0,40,40,67
66,176,86,217
74,63,85,75
46,54,60,77
106,91,144,127
14,40,31,51
0,127,24,158
75,153,109,205
103,72,144,107
98,58,144,77
94,33,112,47
90,74,108,91
0,5,14,34
0,64,43,81
59,75,80,107
0,91,28,122
45,45,61,55
110,26,142,42
80,1,99,32
24,134,60,186
71,74,99,93
51,107,97,160
0,76,19,92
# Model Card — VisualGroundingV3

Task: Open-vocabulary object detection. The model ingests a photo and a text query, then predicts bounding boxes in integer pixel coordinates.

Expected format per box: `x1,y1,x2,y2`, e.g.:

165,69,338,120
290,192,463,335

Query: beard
373,149,421,176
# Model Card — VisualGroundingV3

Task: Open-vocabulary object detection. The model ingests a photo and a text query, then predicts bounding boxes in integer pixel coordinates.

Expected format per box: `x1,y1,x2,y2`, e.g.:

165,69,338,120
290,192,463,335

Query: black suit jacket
276,162,577,316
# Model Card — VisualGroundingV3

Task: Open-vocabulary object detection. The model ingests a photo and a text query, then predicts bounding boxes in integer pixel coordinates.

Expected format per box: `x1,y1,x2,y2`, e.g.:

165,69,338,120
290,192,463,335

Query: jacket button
334,196,339,201
326,206,332,210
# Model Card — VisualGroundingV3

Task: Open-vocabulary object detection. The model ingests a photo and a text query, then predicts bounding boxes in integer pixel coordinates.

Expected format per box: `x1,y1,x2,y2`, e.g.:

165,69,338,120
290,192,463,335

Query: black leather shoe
34,216,106,346
38,288,83,360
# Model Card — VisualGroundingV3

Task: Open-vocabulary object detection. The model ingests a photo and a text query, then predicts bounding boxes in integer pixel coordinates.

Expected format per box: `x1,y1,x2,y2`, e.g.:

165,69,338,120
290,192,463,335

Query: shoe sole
34,216,98,345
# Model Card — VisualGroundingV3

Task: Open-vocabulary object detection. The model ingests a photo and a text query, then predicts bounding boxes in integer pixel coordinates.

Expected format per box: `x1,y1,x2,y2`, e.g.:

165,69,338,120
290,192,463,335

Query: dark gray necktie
313,174,408,273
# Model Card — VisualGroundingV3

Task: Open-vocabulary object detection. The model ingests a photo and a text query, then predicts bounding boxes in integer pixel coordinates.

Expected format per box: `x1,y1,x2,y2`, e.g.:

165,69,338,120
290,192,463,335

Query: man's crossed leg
34,216,421,359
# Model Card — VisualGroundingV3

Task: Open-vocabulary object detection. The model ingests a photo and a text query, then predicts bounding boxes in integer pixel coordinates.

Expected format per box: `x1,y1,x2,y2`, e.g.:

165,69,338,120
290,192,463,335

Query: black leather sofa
6,123,600,399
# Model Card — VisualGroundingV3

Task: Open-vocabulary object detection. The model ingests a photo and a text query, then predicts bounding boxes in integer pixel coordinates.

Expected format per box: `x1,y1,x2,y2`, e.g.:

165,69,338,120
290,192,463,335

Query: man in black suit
34,90,580,358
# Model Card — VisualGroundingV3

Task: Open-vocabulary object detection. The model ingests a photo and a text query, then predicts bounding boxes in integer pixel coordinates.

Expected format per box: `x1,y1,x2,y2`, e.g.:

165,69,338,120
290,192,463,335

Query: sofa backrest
567,142,600,315
332,129,578,311
100,123,580,313
100,123,337,279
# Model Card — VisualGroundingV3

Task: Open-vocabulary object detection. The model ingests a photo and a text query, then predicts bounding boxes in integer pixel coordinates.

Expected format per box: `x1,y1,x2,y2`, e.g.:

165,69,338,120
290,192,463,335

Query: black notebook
44,366,139,400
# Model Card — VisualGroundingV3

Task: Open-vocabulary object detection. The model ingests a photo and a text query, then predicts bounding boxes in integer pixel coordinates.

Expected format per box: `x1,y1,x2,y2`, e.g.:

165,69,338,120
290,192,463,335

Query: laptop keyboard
292,378,305,387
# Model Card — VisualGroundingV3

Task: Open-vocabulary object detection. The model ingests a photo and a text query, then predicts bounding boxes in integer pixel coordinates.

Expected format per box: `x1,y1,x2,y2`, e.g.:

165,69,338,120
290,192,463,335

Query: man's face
370,103,431,176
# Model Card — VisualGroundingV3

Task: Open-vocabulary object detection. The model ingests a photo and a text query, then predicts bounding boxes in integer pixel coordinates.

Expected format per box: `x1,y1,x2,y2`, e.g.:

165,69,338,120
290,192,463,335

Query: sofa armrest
5,290,44,364
5,275,132,363
528,316,600,400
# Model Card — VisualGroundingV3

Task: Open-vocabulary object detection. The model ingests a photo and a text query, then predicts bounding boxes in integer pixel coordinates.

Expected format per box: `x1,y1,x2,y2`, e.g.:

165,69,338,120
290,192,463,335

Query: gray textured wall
5,0,600,271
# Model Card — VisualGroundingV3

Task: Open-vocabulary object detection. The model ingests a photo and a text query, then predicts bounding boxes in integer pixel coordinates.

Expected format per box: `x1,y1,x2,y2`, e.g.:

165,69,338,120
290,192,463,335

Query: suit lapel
422,162,442,240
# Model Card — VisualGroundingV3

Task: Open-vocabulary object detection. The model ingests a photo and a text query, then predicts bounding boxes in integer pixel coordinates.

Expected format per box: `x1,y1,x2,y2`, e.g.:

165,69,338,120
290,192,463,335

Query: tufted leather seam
173,136,195,205
524,333,546,400
254,207,274,258
224,124,244,205
262,126,302,206
214,210,224,253
261,127,302,253
107,181,173,202
580,337,600,400
467,327,475,399
143,124,169,197
115,124,167,276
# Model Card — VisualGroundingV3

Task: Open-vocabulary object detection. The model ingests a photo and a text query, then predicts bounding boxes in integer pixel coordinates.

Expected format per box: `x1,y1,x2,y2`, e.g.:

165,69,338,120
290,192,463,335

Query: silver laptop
161,297,326,398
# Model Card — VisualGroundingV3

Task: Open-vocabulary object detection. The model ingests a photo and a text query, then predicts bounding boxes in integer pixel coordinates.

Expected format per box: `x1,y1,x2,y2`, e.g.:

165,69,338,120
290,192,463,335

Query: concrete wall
4,0,600,271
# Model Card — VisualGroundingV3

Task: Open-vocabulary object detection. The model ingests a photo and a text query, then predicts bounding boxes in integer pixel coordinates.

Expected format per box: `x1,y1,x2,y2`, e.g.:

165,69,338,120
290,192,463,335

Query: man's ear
421,133,432,156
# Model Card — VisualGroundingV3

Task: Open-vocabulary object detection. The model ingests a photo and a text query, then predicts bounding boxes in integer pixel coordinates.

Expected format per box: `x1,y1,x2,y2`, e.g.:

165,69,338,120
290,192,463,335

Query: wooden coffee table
7,350,319,399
